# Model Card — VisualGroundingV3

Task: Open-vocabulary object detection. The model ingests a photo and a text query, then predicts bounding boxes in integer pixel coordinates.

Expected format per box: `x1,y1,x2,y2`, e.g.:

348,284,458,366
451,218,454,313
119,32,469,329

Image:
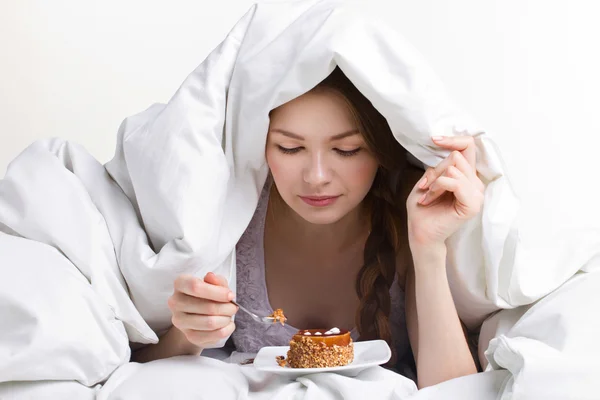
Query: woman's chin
293,206,346,226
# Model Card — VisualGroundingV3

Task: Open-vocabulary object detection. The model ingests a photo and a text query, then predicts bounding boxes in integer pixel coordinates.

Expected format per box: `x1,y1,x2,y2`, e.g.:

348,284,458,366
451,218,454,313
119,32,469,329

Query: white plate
253,339,391,378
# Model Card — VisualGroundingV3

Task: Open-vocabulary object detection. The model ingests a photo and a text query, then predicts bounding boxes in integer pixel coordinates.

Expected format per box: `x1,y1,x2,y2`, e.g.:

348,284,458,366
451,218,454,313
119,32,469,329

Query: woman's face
266,89,379,225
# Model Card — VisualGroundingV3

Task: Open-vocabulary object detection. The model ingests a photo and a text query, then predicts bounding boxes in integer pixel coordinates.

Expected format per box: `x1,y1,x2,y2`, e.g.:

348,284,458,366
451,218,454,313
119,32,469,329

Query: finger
168,292,238,316
422,169,479,210
418,153,459,191
174,274,200,297
442,153,484,193
432,135,477,168
416,167,434,190
185,321,235,345
174,275,233,302
420,176,460,206
174,312,233,331
449,149,480,188
419,166,465,205
420,150,477,192
204,272,229,288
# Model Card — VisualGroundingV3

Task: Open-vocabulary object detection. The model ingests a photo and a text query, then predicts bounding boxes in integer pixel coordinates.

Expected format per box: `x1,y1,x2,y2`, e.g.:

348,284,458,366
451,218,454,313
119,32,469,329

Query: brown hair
312,67,408,364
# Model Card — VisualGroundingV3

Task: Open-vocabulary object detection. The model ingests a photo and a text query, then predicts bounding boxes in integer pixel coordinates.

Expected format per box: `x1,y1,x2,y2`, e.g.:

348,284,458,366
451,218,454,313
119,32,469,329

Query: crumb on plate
276,355,288,367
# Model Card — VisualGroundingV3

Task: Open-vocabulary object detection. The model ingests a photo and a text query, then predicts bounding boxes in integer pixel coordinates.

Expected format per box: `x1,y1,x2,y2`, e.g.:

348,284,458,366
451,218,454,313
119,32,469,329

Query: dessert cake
277,327,354,368
269,308,287,326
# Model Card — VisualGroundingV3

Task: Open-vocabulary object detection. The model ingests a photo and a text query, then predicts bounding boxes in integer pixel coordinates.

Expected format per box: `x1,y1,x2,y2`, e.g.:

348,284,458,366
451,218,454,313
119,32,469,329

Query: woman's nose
303,153,332,186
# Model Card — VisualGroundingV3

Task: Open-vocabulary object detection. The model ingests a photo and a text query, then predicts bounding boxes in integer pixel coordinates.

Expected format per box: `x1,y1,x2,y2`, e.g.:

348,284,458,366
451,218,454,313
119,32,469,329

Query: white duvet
1,0,600,399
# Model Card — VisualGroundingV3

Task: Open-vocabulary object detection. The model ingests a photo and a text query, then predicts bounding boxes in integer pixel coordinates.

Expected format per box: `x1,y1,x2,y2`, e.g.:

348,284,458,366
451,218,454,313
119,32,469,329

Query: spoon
230,299,277,325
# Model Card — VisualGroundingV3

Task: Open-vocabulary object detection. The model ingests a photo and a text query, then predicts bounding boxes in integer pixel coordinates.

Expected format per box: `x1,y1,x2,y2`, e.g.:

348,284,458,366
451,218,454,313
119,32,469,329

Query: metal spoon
230,299,277,325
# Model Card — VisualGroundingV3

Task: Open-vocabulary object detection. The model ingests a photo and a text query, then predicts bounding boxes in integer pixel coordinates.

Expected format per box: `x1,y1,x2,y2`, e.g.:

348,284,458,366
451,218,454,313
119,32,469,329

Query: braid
355,169,403,366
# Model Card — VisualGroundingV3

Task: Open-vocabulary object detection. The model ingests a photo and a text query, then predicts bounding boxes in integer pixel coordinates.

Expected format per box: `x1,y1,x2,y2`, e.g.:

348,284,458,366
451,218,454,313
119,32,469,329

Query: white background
1,0,599,235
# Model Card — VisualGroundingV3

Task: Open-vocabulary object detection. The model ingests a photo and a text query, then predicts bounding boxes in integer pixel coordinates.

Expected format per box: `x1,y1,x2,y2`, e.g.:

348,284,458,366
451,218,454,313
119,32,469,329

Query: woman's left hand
406,135,485,249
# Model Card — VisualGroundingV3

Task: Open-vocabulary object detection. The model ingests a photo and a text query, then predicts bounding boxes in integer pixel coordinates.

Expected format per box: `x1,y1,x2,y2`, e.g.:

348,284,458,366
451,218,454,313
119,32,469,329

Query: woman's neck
266,190,370,256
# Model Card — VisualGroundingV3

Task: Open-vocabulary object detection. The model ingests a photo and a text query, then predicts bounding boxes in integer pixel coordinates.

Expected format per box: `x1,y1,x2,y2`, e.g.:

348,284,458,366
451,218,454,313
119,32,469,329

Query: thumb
204,271,229,288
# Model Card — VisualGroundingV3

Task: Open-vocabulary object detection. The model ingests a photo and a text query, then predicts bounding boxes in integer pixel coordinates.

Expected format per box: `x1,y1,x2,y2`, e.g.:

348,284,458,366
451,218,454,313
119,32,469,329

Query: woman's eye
335,148,361,157
277,145,302,154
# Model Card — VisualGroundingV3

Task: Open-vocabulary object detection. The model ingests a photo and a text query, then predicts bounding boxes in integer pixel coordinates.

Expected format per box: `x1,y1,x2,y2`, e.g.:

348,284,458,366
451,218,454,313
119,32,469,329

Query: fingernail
418,193,427,204
432,136,445,141
418,177,428,189
228,291,234,301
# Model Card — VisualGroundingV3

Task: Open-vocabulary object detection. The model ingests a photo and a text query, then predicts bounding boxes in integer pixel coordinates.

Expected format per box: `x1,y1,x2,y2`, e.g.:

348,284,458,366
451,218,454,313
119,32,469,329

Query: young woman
134,67,484,388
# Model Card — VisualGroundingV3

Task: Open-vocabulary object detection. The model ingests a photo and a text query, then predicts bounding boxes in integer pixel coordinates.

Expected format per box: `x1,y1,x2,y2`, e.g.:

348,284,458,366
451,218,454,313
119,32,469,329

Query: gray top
231,178,409,361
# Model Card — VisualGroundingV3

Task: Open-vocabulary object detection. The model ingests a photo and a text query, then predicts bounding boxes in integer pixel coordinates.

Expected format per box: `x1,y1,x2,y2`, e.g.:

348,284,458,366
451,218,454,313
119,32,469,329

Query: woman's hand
167,272,238,350
406,135,485,251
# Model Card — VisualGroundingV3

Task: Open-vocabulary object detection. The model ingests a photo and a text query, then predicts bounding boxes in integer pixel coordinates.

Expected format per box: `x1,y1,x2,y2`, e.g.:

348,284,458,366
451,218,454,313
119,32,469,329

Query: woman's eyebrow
269,128,360,140
330,129,360,140
270,129,304,140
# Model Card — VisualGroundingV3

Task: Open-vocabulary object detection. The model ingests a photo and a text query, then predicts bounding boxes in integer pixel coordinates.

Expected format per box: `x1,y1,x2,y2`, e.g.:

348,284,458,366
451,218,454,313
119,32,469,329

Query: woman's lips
299,195,340,207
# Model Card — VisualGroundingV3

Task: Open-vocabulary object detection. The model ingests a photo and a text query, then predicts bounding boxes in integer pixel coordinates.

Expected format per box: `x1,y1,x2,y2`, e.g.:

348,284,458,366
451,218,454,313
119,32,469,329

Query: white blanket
2,0,599,399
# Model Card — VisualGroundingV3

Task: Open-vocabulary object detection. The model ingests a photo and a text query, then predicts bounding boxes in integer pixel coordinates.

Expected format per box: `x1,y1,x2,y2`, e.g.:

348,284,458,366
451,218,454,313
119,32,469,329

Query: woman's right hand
167,272,238,350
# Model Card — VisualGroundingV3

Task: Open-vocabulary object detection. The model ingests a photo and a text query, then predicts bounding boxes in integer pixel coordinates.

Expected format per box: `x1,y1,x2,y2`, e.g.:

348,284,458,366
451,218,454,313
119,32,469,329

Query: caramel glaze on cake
282,328,354,368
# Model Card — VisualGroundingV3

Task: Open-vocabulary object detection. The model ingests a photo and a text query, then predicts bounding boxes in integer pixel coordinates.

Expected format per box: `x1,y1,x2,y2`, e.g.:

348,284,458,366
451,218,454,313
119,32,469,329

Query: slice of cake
278,327,354,368
268,308,287,326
